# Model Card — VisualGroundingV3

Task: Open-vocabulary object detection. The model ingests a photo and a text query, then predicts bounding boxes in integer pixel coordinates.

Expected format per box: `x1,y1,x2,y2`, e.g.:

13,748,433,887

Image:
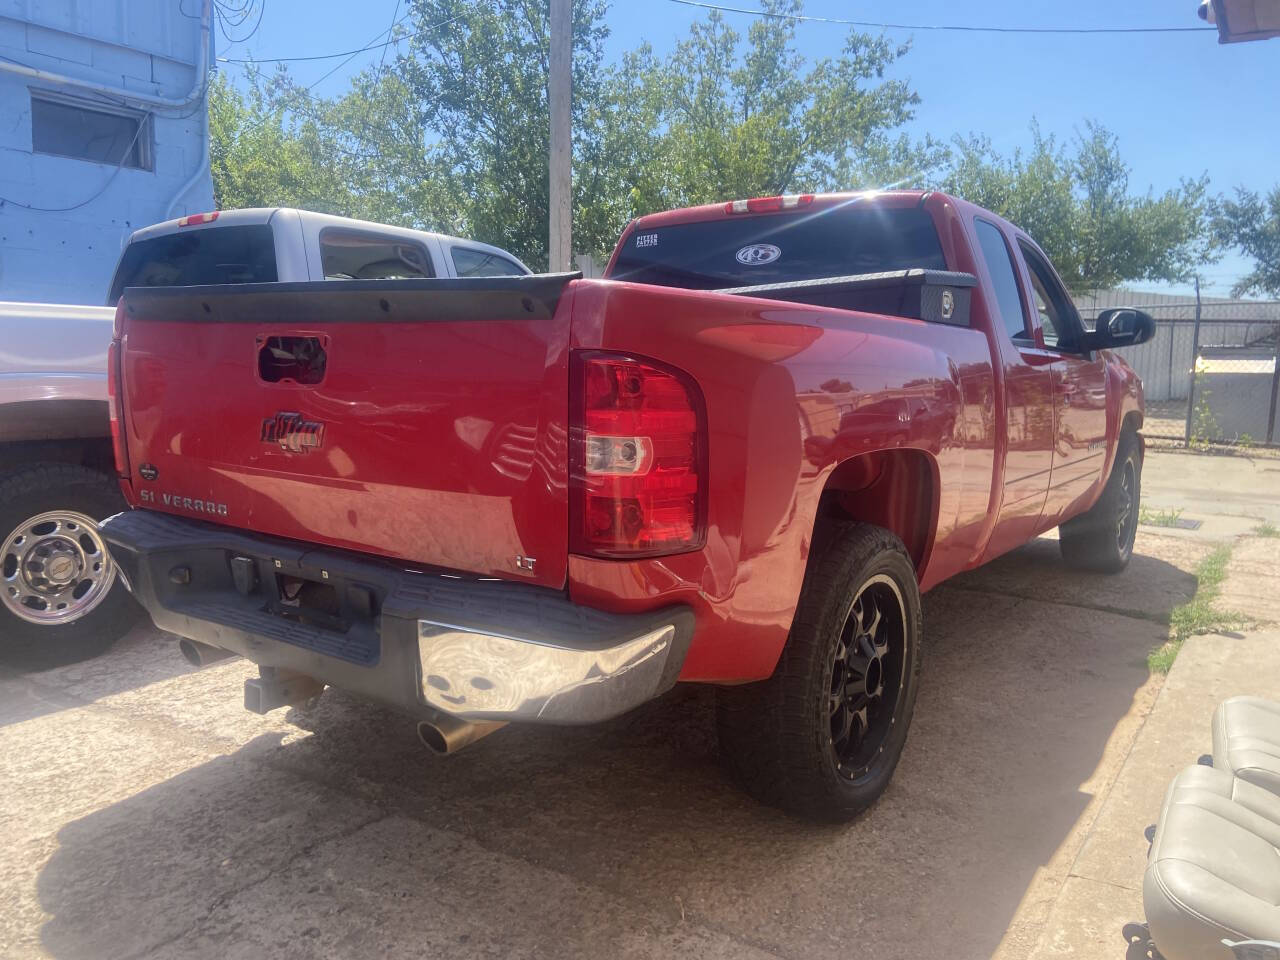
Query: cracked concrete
1,450,1274,960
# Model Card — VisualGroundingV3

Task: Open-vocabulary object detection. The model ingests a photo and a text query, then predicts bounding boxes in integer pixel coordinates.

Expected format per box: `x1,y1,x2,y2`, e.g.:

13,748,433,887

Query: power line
669,0,1215,35
377,0,403,74
224,11,461,144
305,9,444,93
217,0,266,46
217,11,417,64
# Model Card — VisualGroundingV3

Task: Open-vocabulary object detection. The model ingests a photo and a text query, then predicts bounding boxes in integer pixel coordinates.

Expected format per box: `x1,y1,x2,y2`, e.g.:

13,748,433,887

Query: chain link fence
1076,293,1280,448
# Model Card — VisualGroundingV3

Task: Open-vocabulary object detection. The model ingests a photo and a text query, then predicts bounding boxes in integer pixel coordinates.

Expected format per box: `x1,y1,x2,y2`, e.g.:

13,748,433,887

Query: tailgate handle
257,335,327,384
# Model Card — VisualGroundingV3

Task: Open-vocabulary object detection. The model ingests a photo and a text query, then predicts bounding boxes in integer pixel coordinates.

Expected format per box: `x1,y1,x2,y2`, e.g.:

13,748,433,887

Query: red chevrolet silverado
100,191,1152,821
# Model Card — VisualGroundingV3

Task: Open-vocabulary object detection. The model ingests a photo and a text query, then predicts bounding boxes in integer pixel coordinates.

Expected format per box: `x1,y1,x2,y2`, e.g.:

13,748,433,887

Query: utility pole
548,0,572,273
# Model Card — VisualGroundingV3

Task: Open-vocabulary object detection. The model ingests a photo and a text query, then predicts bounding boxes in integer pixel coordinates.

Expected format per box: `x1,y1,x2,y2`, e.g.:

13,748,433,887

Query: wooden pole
548,0,572,273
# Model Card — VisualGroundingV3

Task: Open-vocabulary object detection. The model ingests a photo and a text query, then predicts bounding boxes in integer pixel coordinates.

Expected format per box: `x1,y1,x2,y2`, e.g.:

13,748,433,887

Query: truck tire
1058,431,1142,574
0,464,141,666
717,523,923,822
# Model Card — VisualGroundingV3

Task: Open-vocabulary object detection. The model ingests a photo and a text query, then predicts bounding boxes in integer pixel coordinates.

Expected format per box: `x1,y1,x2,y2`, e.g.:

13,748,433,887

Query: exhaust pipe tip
417,721,451,755
178,637,236,668
416,715,506,756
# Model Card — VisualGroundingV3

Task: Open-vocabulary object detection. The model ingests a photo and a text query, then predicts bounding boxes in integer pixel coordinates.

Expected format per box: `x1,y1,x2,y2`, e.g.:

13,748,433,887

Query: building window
30,92,152,171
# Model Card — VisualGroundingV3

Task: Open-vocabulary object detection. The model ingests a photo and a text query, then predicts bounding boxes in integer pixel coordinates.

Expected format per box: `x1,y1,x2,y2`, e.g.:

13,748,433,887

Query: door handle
1018,350,1058,368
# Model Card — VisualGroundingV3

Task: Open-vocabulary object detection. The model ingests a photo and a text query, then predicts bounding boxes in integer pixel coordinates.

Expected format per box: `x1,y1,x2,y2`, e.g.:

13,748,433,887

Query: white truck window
108,225,277,304
320,230,434,280
451,247,525,277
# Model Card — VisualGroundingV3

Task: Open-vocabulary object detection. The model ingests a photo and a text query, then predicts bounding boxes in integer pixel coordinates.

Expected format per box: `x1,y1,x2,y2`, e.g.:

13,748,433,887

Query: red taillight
570,352,707,558
724,194,814,214
107,301,130,478
177,211,219,227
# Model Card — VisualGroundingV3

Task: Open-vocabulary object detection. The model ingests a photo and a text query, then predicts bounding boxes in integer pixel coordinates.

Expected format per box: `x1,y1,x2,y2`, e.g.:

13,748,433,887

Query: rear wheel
717,523,923,822
1059,432,1142,574
0,464,141,667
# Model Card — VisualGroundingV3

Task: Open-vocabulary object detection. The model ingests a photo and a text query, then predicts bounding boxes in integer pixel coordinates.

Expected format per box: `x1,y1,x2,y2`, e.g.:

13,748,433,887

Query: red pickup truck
101,191,1152,821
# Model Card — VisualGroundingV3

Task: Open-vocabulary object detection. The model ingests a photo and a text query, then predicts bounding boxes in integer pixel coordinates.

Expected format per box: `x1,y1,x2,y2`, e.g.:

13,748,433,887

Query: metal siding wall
1075,292,1280,403
0,1,212,305
1108,323,1265,402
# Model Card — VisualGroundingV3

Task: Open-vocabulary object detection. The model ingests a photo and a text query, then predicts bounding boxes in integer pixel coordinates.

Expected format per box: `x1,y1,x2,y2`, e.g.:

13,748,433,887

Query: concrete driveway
0,451,1268,960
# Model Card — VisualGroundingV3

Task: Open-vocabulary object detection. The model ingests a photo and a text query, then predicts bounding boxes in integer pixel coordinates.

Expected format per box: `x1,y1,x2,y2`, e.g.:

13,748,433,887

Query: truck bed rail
714,269,977,327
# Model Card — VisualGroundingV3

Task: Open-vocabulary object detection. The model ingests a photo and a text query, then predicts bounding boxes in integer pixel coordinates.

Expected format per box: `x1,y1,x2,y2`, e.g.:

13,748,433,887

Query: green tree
396,0,934,266
208,70,342,212
943,122,1215,292
650,1,941,205
1214,187,1280,297
208,2,1215,290
210,66,460,230
399,0,614,268
212,0,937,266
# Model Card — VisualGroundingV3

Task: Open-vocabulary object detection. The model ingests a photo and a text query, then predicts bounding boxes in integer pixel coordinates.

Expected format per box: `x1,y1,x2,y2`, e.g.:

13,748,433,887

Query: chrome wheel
1116,459,1137,550
1,511,116,625
828,573,909,780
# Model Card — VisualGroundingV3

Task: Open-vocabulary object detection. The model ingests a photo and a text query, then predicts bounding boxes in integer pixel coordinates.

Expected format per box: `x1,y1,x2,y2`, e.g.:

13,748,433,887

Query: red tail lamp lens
571,352,707,557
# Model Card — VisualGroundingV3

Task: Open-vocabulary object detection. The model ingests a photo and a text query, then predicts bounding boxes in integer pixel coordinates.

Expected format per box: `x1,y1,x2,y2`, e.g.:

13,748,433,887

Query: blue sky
216,0,1278,297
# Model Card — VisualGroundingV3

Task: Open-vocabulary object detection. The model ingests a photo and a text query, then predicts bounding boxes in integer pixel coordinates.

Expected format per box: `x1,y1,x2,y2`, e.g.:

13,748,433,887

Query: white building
0,0,215,305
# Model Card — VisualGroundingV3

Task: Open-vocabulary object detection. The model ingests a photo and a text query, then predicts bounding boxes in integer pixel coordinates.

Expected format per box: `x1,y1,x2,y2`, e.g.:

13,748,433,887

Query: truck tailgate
117,276,576,589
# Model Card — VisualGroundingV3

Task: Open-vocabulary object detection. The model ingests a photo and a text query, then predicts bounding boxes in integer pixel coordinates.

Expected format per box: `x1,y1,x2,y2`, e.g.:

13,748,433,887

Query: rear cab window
319,230,434,280
608,205,946,290
108,224,277,304
451,247,525,277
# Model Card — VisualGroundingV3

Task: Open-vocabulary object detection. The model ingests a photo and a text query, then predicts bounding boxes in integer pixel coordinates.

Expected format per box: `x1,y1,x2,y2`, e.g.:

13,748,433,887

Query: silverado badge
261,412,325,453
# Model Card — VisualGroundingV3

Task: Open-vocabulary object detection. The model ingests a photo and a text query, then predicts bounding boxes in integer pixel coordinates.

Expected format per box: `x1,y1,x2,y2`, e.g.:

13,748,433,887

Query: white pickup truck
1,208,529,662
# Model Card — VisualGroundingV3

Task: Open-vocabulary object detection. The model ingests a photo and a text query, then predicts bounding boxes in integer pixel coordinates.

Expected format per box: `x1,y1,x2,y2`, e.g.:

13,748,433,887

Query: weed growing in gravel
1148,545,1248,673
1254,522,1279,538
1138,505,1184,528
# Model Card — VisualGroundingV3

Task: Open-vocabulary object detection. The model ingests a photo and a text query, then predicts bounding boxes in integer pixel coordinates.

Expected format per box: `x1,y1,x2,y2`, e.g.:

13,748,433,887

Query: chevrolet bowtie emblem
261,412,325,453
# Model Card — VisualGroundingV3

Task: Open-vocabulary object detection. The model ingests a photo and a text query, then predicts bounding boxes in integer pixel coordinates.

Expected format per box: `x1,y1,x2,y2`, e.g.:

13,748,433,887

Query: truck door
972,219,1056,554
1017,240,1108,524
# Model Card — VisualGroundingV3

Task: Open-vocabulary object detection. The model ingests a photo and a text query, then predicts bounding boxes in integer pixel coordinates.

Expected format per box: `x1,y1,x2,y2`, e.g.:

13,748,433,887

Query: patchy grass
1147,644,1180,675
1254,522,1279,538
1138,504,1184,528
1148,545,1248,673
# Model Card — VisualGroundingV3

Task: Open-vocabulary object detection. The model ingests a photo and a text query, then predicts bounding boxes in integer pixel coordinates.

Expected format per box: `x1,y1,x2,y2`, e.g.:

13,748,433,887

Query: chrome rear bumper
418,620,680,723
101,509,693,725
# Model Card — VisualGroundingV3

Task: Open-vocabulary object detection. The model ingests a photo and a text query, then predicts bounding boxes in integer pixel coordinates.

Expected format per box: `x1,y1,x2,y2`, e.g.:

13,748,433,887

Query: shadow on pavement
32,541,1191,960
948,533,1203,624
0,624,195,729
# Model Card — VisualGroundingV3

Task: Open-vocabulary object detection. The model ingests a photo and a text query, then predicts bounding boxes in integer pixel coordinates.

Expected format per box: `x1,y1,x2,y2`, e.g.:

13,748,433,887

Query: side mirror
1087,308,1156,350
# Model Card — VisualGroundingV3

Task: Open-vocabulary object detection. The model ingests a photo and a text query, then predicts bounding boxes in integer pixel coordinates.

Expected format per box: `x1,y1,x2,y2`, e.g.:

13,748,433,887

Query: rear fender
566,279,984,683
814,448,940,579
